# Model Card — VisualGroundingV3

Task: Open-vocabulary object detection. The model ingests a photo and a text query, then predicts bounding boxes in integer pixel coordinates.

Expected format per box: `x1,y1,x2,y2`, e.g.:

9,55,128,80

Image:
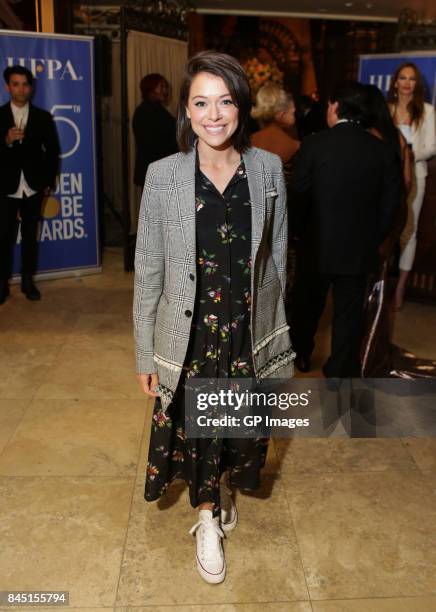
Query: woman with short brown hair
133,51,294,584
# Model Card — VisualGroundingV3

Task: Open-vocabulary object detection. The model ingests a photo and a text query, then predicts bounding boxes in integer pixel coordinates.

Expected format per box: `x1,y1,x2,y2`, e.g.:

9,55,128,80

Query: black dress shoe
21,276,41,301
295,354,311,373
0,281,10,305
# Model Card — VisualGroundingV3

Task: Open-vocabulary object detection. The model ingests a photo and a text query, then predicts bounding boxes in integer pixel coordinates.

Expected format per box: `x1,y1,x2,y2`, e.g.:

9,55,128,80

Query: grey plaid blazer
133,146,295,412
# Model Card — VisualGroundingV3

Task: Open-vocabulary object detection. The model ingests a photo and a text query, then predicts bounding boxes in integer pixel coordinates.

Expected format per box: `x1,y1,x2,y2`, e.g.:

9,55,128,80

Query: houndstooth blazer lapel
173,146,267,265
243,147,266,265
174,148,197,262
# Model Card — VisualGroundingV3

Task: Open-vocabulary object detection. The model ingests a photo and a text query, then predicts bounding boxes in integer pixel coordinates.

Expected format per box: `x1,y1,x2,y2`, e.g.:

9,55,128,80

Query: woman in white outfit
387,62,436,309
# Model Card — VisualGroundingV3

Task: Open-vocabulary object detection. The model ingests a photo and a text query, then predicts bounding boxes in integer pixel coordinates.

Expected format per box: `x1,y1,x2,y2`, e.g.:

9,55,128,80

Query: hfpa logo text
369,74,393,92
6,57,82,81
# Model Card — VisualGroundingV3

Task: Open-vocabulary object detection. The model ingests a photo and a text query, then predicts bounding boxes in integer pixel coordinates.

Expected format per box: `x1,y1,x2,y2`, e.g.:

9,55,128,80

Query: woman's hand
137,373,160,397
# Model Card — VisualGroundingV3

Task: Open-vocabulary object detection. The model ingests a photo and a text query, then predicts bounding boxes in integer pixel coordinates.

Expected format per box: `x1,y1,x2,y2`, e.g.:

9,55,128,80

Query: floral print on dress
184,359,204,378
147,463,159,480
172,450,184,462
231,356,252,376
198,250,219,275
217,223,237,244
176,426,186,441
152,408,171,432
206,288,221,303
238,257,251,276
205,345,218,360
204,313,218,333
195,196,205,212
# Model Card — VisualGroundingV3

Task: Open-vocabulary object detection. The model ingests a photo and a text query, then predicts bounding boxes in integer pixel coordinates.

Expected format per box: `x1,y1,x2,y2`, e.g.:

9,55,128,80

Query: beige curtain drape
127,30,188,232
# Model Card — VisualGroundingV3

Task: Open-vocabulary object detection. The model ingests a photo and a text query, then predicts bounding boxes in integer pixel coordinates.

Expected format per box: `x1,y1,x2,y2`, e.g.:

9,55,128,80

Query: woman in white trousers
387,62,436,309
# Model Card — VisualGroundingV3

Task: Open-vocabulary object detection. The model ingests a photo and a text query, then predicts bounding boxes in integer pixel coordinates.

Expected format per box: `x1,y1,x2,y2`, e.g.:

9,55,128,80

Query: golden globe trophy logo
39,173,86,242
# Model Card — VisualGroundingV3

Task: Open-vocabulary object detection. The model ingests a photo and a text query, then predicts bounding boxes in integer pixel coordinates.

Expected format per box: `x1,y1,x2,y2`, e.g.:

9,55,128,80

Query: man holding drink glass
0,65,59,304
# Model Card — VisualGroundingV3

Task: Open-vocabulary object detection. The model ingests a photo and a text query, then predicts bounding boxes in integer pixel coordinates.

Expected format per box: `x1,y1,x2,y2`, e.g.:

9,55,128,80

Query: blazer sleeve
0,109,14,161
133,162,165,374
290,138,312,195
272,162,288,296
289,138,312,239
43,111,61,189
413,104,436,163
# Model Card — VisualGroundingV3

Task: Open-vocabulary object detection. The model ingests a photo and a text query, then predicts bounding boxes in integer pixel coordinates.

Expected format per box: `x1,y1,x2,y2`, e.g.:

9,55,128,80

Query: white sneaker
220,481,238,532
189,509,226,584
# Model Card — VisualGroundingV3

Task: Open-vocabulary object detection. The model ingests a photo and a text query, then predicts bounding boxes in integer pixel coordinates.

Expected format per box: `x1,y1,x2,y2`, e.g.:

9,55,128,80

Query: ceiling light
345,2,353,6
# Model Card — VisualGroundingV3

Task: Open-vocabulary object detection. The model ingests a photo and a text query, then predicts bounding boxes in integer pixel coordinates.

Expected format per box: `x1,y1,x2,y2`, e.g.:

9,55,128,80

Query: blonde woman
387,62,436,309
251,83,300,323
251,82,300,164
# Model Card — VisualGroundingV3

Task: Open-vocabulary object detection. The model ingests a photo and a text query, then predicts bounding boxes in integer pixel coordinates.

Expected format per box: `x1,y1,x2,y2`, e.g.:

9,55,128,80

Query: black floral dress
145,155,268,515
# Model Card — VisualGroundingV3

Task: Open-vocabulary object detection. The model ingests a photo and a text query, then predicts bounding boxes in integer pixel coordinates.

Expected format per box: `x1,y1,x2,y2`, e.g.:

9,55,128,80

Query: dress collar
195,145,246,192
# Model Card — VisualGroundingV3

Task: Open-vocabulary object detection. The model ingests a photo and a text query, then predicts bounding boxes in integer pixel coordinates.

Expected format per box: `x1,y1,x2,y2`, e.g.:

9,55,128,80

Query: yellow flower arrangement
243,57,284,94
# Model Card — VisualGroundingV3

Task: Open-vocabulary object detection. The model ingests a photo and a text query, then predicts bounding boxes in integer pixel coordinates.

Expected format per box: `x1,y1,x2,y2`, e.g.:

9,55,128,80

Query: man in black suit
0,65,59,304
290,81,402,377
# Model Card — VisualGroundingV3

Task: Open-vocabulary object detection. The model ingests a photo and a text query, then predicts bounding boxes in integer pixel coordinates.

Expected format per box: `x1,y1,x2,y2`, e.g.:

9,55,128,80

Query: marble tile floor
1,248,436,612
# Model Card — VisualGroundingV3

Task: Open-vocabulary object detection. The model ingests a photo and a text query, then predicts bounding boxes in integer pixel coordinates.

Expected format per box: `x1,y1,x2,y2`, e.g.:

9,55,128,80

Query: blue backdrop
0,30,100,277
359,51,436,103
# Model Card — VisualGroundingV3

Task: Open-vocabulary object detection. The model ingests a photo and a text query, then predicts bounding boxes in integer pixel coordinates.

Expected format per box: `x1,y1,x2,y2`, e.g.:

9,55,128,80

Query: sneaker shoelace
189,515,224,562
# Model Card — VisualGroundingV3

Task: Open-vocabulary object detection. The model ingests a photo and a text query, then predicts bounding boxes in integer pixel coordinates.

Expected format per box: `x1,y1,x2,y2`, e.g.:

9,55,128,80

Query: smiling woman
133,50,294,585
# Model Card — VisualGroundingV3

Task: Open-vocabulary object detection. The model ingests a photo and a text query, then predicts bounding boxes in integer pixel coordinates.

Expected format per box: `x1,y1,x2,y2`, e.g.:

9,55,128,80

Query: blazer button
189,273,195,281
185,309,192,318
